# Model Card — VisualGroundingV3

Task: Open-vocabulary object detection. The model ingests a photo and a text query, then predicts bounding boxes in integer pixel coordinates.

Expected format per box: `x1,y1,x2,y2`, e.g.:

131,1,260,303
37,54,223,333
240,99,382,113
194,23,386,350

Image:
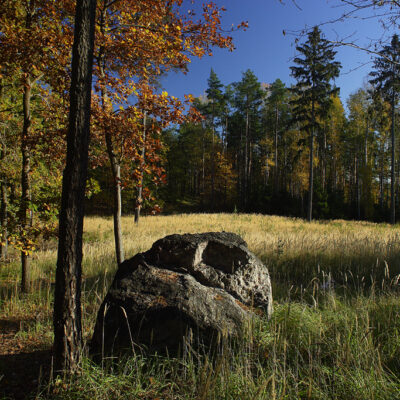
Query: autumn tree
0,0,72,291
89,0,243,265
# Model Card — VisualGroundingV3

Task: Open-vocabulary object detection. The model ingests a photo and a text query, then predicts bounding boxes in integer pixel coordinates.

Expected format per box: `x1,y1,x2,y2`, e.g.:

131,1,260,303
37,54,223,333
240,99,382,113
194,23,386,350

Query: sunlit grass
1,213,400,399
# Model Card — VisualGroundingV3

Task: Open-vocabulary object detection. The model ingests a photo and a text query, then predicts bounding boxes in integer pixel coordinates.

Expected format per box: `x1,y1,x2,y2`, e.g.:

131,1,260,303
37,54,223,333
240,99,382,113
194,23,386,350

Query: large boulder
91,232,273,356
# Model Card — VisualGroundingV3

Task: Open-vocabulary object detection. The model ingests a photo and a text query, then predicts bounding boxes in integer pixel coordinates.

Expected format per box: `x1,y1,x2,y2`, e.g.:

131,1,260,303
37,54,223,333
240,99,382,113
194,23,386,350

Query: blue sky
160,0,395,111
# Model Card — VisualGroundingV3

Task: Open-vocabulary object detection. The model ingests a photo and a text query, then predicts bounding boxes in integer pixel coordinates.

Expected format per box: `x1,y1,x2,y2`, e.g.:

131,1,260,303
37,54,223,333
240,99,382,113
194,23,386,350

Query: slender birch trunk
135,111,147,224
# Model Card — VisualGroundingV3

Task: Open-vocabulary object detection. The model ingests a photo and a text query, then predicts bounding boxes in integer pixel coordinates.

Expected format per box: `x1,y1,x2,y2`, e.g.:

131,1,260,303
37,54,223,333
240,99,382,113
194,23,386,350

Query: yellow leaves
161,91,168,98
184,93,194,102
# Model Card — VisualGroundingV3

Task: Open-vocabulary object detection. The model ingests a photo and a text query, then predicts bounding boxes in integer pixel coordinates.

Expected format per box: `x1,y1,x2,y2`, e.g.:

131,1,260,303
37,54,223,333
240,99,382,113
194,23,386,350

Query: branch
327,39,400,65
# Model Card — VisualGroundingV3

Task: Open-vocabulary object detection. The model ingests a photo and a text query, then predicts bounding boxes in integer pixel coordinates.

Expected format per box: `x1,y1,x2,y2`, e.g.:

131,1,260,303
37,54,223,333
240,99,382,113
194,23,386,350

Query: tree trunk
201,129,206,198
244,108,249,208
322,129,326,191
307,100,315,222
135,111,147,225
0,173,7,260
98,5,124,265
105,133,124,265
53,0,96,373
210,107,215,210
274,104,279,193
356,155,361,219
265,139,269,186
0,79,8,260
332,143,337,192
20,76,31,293
364,120,369,166
390,93,396,224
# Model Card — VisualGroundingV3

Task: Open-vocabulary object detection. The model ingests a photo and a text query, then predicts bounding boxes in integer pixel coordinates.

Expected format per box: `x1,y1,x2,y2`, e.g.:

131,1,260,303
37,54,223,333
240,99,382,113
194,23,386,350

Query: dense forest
90,29,400,224
162,31,400,223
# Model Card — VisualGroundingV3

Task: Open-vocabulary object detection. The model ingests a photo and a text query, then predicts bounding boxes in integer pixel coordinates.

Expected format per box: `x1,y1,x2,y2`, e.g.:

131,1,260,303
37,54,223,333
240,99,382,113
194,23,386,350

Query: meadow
1,213,400,399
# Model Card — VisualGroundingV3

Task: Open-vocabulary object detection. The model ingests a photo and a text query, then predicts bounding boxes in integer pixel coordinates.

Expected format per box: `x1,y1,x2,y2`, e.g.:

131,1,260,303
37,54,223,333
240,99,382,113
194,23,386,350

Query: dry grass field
1,213,400,399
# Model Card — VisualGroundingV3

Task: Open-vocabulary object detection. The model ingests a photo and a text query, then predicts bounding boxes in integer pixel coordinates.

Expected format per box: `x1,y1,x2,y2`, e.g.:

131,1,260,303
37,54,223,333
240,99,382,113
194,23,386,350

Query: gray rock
91,232,273,356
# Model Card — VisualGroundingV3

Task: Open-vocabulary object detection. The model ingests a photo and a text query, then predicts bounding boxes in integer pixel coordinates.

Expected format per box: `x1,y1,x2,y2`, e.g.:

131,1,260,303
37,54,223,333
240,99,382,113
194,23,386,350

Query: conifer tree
205,69,224,209
290,26,341,221
265,79,288,193
370,34,400,224
233,70,265,208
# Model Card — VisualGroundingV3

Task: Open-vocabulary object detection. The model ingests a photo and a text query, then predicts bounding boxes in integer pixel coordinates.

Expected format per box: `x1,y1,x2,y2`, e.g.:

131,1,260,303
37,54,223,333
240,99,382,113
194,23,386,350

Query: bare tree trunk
0,173,7,260
265,140,269,186
244,109,249,208
364,120,369,166
283,135,287,191
274,105,279,193
201,128,205,205
224,115,228,156
0,79,8,260
307,99,315,222
332,143,337,192
135,111,147,224
105,132,124,265
53,0,96,373
210,107,215,211
20,76,31,293
322,129,326,191
98,3,124,265
390,93,396,224
356,155,361,219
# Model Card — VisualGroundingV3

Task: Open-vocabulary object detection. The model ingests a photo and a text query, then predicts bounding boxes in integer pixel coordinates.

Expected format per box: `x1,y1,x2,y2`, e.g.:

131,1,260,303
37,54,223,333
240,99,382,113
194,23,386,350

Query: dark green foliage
370,34,400,102
370,34,400,224
159,61,400,222
290,26,341,221
290,27,341,130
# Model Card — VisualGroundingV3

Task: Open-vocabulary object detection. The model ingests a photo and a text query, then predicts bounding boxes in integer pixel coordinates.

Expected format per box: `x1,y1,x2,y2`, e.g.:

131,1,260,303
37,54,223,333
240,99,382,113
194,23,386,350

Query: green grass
2,214,400,399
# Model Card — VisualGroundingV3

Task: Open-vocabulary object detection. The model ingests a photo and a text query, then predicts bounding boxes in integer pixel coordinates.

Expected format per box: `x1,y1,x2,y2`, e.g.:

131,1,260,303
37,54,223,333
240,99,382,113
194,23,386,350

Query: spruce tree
370,34,400,224
290,26,341,221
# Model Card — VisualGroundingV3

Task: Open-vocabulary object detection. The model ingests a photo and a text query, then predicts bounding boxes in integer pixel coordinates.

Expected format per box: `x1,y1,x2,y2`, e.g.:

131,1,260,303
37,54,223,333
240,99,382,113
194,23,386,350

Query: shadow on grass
0,348,52,400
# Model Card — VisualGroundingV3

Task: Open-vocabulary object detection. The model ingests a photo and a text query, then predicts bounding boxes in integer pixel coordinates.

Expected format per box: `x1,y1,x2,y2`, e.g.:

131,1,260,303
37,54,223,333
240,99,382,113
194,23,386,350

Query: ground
1,214,400,399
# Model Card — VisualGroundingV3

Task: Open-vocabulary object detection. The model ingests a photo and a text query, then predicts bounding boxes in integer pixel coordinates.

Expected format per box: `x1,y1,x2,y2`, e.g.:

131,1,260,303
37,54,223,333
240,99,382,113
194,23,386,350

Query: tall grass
1,214,400,399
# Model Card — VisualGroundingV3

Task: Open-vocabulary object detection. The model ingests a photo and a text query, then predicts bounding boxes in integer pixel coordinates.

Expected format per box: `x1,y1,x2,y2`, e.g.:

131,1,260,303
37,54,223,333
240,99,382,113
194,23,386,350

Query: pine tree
205,69,224,209
265,79,288,193
370,34,400,224
232,70,265,208
290,26,341,221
